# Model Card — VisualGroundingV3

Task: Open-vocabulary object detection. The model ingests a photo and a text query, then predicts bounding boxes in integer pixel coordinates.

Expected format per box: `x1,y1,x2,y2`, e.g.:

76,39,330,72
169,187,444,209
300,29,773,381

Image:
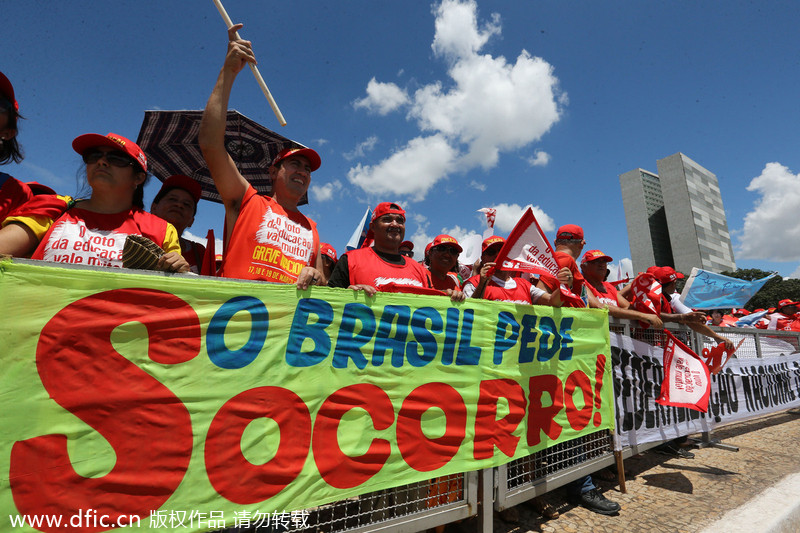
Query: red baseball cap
156,174,202,204
320,242,337,263
482,236,505,253
777,299,800,310
272,147,321,172
371,202,405,222
556,224,584,240
425,242,433,257
732,308,750,316
431,234,463,253
0,71,18,112
581,249,612,264
399,240,414,250
646,265,685,284
72,132,148,173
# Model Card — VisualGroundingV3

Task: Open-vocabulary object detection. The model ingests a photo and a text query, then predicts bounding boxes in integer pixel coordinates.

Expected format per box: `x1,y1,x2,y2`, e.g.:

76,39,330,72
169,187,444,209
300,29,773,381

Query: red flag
630,273,662,328
200,229,217,276
493,207,584,306
656,330,711,412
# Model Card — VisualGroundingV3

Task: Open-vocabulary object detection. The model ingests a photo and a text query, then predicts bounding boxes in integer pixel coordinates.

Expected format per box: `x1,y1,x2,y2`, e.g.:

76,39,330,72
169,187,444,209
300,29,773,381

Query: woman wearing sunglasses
425,234,465,301
0,132,188,272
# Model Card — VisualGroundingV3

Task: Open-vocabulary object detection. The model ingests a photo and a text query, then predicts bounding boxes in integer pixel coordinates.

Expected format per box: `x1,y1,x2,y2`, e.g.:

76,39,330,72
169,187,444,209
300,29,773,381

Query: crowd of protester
2,28,800,525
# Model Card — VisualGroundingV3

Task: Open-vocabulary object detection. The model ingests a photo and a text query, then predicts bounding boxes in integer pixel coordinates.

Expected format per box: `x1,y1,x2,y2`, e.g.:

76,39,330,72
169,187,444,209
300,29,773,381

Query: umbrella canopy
136,110,308,205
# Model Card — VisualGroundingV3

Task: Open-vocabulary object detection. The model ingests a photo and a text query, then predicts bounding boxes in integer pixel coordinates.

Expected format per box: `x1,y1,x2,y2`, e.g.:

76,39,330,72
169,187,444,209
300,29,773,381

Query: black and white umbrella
136,110,308,205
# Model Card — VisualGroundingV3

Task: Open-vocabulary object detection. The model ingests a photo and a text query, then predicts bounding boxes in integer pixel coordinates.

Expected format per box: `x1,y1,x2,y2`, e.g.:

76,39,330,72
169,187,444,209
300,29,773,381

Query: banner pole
212,0,288,126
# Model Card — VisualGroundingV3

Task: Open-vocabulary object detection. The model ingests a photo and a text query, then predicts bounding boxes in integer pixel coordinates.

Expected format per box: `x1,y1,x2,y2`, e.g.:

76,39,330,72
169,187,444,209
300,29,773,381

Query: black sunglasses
432,246,459,256
399,250,414,257
82,150,136,168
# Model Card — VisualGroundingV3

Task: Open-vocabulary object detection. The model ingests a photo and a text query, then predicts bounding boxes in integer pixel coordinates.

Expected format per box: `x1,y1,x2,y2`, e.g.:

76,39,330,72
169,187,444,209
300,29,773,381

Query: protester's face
271,155,312,201
84,146,145,196
371,213,405,251
582,259,608,281
429,245,459,273
481,244,502,264
321,256,335,278
152,188,196,234
399,246,413,258
783,305,799,315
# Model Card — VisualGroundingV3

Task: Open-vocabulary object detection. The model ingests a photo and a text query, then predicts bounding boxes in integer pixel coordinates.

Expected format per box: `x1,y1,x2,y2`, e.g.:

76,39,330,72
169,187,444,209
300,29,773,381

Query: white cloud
312,138,329,147
348,0,565,199
488,202,555,234
353,78,409,115
607,258,633,282
737,162,800,261
310,180,343,202
527,150,550,167
343,136,379,161
347,135,458,201
788,264,800,279
183,230,223,253
468,180,486,191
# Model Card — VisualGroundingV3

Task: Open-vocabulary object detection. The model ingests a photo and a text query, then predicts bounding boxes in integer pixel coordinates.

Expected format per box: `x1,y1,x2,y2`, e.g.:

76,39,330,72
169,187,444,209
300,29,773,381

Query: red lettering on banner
526,375,564,446
312,384,394,489
10,289,200,532
473,379,526,459
397,383,467,472
593,354,606,427
564,370,593,431
205,387,311,504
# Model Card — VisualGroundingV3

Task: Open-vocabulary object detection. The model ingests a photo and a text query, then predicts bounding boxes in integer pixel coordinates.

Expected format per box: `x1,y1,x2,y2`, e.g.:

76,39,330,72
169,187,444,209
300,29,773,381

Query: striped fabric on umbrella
136,110,308,205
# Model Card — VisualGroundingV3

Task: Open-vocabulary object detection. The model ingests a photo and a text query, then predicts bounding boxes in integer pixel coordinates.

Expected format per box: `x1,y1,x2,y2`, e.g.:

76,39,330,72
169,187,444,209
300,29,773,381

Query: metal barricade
494,430,615,511
290,473,477,533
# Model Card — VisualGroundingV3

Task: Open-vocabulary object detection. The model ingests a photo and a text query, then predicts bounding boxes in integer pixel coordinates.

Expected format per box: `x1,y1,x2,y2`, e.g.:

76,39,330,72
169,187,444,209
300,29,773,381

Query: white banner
612,332,800,449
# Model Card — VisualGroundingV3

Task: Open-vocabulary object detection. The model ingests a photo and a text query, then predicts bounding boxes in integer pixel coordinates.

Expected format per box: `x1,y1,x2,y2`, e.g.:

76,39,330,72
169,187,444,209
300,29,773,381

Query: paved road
455,410,800,533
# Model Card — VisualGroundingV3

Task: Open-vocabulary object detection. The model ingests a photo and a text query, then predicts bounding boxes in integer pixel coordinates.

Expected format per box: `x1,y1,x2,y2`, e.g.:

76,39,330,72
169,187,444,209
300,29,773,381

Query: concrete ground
451,410,800,533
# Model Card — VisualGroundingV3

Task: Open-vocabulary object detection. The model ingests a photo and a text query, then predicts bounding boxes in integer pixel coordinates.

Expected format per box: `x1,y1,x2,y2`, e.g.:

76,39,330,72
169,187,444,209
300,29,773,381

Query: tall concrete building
620,152,736,275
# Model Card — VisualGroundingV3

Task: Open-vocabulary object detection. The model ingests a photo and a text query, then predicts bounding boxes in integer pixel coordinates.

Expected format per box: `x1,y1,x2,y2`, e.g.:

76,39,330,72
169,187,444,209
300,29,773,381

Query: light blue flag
680,267,776,309
734,309,769,328
345,207,372,251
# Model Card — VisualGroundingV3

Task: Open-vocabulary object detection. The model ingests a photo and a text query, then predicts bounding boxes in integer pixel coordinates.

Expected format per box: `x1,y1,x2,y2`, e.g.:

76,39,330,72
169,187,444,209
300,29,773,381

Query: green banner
0,259,612,532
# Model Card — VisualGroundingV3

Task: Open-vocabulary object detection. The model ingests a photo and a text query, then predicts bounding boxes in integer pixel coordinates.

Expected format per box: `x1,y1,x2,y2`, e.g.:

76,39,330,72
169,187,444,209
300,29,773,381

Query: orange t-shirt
220,186,319,283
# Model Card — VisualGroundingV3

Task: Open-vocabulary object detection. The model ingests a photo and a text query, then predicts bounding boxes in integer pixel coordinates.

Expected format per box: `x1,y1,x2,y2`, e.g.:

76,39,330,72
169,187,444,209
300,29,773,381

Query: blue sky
4,0,800,277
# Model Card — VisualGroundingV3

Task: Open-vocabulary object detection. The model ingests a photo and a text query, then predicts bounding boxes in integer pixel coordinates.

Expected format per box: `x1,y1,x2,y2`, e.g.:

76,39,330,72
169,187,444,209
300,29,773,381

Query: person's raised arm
199,24,255,238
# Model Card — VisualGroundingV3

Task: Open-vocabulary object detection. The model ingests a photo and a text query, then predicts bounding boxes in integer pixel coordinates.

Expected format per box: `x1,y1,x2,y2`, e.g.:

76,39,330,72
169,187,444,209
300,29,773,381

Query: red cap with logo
777,299,800,310
320,242,338,263
646,265,685,284
0,71,18,112
431,234,463,253
156,175,202,204
556,224,584,240
482,236,505,253
72,132,148,173
271,146,321,172
371,202,405,222
581,249,612,264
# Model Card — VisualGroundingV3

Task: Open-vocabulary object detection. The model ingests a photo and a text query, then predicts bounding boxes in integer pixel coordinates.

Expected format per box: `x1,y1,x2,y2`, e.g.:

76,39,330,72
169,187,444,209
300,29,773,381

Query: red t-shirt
430,271,461,292
0,173,34,223
346,247,432,292
220,186,319,283
585,280,619,308
28,207,176,268
464,274,539,304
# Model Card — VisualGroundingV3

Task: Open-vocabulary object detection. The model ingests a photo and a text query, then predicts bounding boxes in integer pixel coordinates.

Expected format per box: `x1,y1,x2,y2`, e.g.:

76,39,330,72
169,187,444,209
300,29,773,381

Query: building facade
620,152,736,275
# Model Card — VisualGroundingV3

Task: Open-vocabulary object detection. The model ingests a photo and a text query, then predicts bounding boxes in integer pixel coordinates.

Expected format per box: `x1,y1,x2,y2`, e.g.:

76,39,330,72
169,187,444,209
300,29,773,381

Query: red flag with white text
631,273,662,328
493,207,583,306
656,330,711,412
